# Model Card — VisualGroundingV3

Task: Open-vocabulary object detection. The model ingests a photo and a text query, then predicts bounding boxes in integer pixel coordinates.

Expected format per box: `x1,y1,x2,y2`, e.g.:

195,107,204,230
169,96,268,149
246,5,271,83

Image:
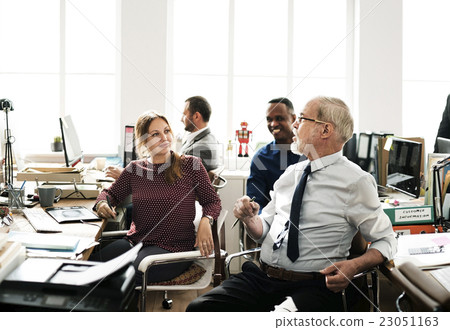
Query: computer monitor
356,132,393,182
59,115,83,167
370,133,392,183
123,125,137,167
357,132,371,171
386,137,422,198
437,137,450,153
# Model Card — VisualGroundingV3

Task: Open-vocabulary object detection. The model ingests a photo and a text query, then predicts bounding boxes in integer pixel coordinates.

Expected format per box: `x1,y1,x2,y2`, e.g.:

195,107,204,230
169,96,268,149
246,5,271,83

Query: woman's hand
195,217,214,256
96,200,116,219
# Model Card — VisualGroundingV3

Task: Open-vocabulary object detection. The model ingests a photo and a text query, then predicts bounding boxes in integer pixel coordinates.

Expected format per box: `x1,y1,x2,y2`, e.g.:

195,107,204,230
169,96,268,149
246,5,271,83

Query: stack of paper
7,231,97,260
7,231,79,251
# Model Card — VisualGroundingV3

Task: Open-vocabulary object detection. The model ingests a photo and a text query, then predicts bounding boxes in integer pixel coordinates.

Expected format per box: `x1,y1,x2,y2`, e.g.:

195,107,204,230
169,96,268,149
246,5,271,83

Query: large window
0,0,117,157
403,0,450,154
170,0,348,153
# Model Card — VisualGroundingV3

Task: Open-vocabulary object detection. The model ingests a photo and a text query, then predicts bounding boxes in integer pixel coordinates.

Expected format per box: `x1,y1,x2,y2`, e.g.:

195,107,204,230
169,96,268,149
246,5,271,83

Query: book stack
0,233,26,283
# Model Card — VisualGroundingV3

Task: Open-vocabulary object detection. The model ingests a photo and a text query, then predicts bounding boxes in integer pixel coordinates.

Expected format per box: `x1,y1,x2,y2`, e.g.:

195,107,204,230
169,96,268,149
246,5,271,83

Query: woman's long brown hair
135,110,183,184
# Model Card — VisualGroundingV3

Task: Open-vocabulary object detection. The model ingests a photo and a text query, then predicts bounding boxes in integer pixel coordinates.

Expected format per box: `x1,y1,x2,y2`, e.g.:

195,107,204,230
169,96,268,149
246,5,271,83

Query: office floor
141,270,401,312
378,271,402,312
143,287,211,312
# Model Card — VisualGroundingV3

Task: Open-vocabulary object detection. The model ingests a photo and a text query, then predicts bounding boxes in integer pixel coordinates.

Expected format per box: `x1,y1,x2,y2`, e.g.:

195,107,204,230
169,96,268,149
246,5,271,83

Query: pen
20,180,26,190
106,195,112,209
231,197,256,229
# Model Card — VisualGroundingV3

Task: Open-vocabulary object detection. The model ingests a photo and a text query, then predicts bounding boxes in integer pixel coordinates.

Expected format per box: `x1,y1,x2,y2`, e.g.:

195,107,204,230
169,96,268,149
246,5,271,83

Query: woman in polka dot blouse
92,111,221,283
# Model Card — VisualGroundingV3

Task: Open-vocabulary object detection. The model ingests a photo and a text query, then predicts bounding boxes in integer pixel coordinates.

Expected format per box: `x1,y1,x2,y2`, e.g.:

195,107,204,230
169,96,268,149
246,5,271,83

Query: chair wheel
162,298,173,309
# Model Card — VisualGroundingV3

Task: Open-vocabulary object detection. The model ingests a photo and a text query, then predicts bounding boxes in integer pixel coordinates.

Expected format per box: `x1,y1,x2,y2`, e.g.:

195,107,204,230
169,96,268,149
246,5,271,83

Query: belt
260,261,324,282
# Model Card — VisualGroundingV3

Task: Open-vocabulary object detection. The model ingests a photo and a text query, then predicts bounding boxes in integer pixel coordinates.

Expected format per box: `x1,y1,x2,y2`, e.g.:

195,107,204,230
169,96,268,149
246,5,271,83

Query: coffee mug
95,157,107,170
38,186,63,207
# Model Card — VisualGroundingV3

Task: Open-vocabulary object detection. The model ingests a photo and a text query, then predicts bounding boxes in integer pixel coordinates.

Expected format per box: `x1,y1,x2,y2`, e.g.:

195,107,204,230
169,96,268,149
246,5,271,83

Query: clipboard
45,206,101,223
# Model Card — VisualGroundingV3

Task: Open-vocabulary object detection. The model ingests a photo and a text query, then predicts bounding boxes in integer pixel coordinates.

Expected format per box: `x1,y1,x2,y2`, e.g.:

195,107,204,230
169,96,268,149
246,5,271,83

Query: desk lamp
0,98,15,186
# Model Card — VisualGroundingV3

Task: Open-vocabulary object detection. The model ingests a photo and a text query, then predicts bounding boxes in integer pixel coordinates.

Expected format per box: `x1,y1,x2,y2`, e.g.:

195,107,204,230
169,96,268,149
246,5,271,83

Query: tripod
1,98,15,186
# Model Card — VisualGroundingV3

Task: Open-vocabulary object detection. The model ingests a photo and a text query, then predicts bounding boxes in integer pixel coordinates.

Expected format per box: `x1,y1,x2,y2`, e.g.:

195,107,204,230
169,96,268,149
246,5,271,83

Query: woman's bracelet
95,200,108,211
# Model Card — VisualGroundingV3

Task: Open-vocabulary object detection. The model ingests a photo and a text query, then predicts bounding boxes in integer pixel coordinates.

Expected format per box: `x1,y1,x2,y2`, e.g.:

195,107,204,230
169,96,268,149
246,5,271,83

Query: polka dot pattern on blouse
96,155,221,252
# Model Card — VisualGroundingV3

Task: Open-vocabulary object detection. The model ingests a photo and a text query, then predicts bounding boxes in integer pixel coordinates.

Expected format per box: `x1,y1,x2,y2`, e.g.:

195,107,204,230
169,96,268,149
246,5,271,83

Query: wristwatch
204,215,214,226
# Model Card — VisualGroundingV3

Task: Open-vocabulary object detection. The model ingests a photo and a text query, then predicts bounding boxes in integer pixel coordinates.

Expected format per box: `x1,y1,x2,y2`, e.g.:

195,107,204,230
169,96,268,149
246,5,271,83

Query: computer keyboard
22,208,62,233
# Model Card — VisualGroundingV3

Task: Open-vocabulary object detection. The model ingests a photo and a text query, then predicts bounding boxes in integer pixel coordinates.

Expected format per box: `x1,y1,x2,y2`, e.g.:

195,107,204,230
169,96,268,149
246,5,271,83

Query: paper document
25,237,98,260
49,242,142,285
430,266,450,292
394,232,450,268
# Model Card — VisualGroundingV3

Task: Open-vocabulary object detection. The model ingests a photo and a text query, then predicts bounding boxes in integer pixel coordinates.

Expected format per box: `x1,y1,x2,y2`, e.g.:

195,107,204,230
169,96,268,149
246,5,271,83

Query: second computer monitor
59,115,83,167
386,137,422,198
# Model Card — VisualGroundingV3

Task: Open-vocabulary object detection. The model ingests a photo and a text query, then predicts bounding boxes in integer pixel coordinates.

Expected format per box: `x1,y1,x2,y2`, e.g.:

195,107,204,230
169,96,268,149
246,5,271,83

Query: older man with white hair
186,96,397,312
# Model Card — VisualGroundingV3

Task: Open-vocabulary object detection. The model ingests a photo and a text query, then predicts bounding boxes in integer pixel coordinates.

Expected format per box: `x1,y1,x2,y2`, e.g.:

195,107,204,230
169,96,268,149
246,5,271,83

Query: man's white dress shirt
257,151,397,272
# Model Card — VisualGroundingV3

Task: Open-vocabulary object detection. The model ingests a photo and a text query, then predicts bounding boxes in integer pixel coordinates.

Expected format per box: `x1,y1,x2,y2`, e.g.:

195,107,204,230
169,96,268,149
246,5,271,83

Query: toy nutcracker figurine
235,121,252,157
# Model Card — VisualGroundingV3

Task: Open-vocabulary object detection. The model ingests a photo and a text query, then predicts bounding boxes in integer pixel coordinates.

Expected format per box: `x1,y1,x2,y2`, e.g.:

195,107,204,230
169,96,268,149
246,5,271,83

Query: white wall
119,0,169,155
355,0,402,135
118,0,405,148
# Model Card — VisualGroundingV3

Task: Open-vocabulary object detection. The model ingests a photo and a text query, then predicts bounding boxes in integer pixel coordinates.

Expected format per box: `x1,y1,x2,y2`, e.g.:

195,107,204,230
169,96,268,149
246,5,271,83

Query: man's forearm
353,248,385,273
243,215,264,240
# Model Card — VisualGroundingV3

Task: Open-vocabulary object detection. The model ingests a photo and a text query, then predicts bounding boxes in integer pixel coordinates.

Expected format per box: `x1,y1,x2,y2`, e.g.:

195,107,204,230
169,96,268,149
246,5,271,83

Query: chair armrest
137,250,229,273
101,230,128,238
138,251,202,272
212,175,227,190
225,247,261,278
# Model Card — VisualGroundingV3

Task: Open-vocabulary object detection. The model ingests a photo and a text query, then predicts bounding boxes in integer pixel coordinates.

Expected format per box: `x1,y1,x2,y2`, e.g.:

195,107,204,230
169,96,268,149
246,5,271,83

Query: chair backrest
348,230,369,259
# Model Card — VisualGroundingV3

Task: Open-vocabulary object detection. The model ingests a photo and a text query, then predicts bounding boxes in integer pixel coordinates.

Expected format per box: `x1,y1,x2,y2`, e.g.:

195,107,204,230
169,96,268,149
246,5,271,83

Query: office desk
4,199,105,260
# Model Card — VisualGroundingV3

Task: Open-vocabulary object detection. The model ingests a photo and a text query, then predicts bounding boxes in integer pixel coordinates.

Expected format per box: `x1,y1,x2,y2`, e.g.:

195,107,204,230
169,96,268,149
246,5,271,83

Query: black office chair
341,231,379,312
